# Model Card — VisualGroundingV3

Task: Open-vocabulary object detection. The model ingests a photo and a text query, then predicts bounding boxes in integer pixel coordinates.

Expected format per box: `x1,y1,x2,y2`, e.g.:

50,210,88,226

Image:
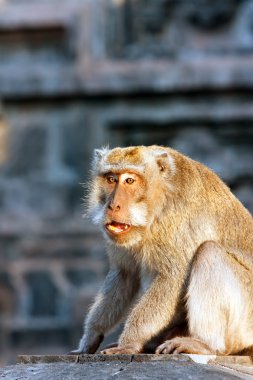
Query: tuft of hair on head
94,147,109,160
92,146,110,172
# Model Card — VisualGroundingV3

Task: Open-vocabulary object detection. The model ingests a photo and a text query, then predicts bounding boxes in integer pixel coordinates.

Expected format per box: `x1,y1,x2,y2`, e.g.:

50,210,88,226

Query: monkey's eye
125,177,135,184
106,174,117,184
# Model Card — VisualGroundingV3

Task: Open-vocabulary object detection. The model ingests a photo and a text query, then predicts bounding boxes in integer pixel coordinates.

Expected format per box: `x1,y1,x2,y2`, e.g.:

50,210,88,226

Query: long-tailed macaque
71,145,253,355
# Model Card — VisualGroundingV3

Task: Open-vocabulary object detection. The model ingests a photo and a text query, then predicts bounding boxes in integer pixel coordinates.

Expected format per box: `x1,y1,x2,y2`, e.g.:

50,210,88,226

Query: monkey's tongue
106,222,131,234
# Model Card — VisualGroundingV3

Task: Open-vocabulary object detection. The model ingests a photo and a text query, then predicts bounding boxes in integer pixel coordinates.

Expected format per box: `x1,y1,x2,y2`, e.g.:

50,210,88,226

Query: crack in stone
111,367,125,377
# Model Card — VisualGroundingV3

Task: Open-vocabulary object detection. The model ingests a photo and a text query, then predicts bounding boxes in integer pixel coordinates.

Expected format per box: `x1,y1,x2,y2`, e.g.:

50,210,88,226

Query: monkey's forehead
106,147,144,165
93,145,165,173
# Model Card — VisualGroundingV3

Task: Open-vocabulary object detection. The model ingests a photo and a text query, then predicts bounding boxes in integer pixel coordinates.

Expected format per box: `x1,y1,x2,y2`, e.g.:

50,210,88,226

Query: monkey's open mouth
106,221,131,234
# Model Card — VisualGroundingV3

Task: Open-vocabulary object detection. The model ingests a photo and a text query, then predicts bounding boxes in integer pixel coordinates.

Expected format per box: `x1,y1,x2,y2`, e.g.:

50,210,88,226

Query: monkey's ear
153,150,169,172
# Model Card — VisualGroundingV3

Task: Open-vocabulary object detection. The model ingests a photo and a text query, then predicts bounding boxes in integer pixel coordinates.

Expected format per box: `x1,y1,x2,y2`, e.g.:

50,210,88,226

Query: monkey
70,145,253,356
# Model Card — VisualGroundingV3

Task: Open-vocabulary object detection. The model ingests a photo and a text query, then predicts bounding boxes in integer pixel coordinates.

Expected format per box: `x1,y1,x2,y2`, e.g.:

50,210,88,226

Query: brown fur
70,145,253,356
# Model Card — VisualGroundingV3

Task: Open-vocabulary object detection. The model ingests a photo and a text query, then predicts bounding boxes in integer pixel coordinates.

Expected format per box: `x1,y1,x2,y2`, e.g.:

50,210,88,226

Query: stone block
13,354,253,380
24,271,59,317
6,126,47,176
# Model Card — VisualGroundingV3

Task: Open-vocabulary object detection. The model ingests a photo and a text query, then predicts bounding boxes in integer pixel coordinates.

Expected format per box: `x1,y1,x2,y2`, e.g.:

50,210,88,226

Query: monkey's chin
104,223,144,248
105,221,132,235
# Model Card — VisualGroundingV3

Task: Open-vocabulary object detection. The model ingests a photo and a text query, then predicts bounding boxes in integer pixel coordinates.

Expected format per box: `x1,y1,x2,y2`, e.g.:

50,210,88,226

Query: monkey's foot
68,334,104,355
100,344,141,355
156,337,214,355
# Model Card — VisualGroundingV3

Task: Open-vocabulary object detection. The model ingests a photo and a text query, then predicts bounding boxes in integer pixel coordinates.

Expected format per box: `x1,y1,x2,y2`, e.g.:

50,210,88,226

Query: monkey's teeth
106,223,130,234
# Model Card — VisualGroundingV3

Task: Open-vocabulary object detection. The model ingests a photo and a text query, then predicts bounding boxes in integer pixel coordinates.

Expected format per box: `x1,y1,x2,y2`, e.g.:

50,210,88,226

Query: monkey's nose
108,204,120,212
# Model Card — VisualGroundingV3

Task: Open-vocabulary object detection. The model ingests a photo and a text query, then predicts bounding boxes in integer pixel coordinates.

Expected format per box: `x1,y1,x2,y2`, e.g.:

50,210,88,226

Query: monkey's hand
68,334,104,355
156,337,214,355
100,343,142,355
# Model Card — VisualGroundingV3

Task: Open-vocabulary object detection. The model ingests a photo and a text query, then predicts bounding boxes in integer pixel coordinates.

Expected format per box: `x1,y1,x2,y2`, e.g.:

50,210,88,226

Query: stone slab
16,354,253,379
17,353,253,366
2,57,253,98
1,356,252,380
0,2,70,30
0,360,250,380
14,354,253,380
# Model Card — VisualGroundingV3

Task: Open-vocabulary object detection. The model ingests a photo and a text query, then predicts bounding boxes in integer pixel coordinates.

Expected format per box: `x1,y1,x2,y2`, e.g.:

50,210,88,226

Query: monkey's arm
70,268,140,354
102,273,184,354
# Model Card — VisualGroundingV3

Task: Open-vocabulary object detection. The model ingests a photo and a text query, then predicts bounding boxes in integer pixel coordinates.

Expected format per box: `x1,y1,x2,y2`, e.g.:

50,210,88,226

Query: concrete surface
0,354,253,379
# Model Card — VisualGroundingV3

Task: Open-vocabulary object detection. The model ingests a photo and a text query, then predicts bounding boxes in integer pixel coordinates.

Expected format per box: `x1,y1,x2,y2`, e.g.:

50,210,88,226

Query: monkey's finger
100,346,137,355
100,347,124,354
156,341,177,354
155,343,167,354
173,346,189,354
100,348,118,354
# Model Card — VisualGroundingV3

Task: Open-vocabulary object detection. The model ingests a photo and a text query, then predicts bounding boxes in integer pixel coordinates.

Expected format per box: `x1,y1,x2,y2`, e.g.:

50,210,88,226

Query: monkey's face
87,146,175,248
104,171,148,244
94,171,148,247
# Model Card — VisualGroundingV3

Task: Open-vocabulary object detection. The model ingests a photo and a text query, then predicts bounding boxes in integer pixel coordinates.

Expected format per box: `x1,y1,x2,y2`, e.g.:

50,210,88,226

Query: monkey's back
168,147,253,256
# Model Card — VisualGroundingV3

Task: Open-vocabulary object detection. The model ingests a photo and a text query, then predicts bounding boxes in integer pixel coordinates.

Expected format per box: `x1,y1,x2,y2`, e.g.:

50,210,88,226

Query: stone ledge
2,57,253,98
17,353,253,366
11,354,253,379
0,3,71,30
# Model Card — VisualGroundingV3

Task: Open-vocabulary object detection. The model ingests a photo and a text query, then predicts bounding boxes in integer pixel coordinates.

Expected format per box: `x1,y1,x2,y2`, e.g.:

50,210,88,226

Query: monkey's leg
101,274,185,354
70,268,140,354
156,241,253,355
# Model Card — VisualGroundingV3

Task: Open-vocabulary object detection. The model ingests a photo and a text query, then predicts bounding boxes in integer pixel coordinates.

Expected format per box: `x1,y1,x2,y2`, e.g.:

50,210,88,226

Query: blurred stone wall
0,0,253,364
